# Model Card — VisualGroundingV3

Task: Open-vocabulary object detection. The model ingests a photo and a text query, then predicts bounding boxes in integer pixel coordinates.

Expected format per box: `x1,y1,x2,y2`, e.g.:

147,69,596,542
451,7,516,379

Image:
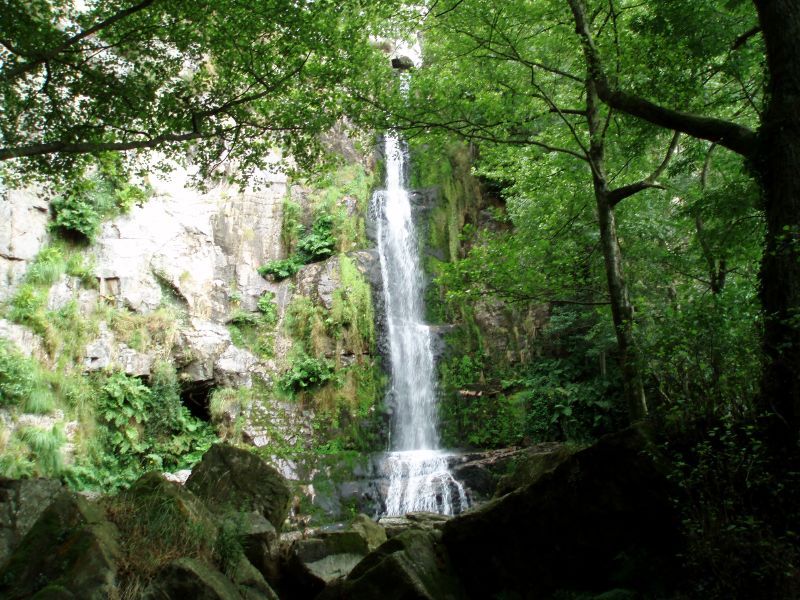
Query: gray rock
238,512,281,586
143,557,242,600
294,256,341,310
186,443,292,532
0,319,46,361
378,512,451,539
215,344,258,388
0,478,65,568
0,493,120,600
320,529,466,600
0,188,49,303
83,322,154,376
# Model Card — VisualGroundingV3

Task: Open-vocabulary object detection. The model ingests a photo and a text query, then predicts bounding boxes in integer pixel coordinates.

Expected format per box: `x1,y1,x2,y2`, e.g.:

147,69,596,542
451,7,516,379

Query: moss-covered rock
0,477,65,568
186,443,291,532
441,426,682,599
319,529,466,600
0,492,120,600
142,557,242,600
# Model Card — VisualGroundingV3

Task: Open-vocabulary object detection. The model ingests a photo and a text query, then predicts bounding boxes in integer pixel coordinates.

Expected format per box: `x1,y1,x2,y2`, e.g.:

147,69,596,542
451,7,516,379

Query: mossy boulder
0,492,120,600
236,512,280,586
493,443,574,497
142,557,242,600
349,513,387,551
186,443,291,532
279,516,387,599
0,477,65,568
319,529,466,600
441,425,682,598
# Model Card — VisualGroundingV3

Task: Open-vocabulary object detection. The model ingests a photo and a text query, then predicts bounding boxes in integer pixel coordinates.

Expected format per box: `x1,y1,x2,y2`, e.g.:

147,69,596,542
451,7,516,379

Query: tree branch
608,130,679,206
0,130,205,160
566,0,758,157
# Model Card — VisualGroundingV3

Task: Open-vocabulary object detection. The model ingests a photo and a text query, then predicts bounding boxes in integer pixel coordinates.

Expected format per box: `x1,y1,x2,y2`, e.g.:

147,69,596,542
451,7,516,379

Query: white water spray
374,132,468,516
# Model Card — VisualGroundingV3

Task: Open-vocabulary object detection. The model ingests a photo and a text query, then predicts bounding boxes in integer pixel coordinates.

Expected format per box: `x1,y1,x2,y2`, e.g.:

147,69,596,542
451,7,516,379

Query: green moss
331,254,374,354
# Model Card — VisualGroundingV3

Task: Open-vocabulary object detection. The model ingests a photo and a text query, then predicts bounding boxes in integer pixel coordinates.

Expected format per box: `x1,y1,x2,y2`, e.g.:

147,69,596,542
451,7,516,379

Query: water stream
374,132,468,516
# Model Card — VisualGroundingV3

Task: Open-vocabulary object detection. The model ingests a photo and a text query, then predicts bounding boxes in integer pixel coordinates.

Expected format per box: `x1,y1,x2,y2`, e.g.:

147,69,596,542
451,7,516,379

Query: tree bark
752,0,800,432
585,80,648,421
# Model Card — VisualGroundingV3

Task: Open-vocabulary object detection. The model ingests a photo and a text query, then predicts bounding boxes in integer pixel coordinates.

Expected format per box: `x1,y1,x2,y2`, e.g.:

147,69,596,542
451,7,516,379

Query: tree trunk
586,81,648,422
753,0,800,433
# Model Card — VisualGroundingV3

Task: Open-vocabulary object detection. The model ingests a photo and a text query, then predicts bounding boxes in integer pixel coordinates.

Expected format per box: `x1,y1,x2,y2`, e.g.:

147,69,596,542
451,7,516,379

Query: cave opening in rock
180,381,213,422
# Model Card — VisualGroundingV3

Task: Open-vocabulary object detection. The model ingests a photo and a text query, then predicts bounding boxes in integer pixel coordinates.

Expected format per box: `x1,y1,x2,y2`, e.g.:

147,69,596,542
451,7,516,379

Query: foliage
258,256,303,282
0,341,37,407
0,0,397,185
664,419,800,598
280,354,336,394
256,291,279,326
49,153,148,242
297,214,337,262
69,369,215,492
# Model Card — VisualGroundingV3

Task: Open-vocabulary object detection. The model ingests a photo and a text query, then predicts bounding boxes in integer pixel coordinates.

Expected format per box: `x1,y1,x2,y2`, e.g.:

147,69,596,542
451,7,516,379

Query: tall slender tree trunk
753,0,800,433
586,81,648,421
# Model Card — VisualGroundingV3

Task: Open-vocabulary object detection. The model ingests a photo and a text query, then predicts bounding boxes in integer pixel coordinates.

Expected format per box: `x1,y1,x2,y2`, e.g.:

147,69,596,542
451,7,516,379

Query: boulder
279,515,387,598
441,426,682,599
493,443,573,497
143,557,242,600
282,530,372,598
124,471,213,528
0,493,120,600
186,443,291,531
349,513,387,552
378,511,450,539
0,478,65,567
319,529,466,600
237,512,281,585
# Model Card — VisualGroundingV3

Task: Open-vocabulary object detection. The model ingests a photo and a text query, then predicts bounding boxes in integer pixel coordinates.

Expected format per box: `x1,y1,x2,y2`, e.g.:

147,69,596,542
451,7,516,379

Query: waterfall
374,132,468,516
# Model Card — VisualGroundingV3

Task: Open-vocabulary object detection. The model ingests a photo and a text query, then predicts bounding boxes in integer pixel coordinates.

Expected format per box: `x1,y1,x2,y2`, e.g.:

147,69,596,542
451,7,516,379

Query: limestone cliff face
0,189,49,302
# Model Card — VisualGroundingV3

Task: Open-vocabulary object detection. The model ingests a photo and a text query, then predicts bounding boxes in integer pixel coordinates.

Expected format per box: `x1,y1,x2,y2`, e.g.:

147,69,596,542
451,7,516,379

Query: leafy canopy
0,0,397,186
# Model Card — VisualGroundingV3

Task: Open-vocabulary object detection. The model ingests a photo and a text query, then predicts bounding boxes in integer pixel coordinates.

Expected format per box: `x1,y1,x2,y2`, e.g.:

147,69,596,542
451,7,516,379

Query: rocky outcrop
278,514,387,599
0,493,121,600
0,478,65,568
319,529,466,600
441,426,682,599
84,321,154,376
186,443,292,532
0,189,49,303
0,318,46,361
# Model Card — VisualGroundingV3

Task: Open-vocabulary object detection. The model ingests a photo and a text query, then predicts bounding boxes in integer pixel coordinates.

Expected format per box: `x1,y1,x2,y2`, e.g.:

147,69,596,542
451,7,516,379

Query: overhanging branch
566,0,757,158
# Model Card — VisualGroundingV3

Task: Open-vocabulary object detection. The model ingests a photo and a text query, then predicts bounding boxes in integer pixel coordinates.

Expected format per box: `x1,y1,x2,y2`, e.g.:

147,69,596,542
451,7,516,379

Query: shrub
280,355,336,393
297,214,336,262
0,342,36,407
256,291,278,325
258,256,303,281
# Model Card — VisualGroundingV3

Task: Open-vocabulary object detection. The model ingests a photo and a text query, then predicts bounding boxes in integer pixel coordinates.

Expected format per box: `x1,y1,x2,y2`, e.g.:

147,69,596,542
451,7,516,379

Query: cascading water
374,132,468,516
